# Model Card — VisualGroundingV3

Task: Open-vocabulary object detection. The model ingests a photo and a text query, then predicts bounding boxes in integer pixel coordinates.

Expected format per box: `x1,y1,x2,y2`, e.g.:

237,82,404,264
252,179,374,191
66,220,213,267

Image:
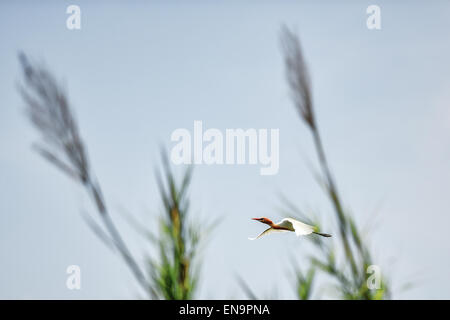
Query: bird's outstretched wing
278,218,315,236
248,227,288,240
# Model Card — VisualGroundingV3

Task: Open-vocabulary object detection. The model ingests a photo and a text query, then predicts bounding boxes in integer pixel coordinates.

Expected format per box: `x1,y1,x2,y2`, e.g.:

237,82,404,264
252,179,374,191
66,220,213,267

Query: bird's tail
313,232,332,238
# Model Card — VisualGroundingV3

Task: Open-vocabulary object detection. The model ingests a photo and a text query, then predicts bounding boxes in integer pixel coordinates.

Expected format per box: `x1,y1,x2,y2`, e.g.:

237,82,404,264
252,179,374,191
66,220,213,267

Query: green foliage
148,158,201,299
295,267,316,300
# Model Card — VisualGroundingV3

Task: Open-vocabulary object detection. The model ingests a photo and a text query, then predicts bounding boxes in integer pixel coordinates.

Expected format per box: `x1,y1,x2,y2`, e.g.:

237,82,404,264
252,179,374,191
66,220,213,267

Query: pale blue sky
1,1,450,299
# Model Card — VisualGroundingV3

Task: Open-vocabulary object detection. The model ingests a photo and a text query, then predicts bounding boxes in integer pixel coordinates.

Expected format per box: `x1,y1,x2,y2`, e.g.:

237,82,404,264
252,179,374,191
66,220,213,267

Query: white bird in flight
249,217,332,240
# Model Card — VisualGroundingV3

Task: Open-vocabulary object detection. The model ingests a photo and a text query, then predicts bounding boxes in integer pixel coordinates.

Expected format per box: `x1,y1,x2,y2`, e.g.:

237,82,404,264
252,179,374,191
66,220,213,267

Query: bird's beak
252,218,260,221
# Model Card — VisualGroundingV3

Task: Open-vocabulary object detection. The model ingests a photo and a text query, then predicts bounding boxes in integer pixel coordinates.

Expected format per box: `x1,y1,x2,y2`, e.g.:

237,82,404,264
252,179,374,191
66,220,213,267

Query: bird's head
252,217,273,225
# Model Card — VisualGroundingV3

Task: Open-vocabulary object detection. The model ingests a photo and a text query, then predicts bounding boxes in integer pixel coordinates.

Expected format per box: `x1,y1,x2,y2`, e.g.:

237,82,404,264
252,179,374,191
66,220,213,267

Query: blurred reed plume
280,26,389,299
18,54,204,299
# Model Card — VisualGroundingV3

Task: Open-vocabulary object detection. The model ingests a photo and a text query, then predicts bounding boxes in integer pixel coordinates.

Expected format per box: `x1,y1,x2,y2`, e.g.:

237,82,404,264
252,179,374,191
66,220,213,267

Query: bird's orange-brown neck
252,218,292,231
253,217,274,226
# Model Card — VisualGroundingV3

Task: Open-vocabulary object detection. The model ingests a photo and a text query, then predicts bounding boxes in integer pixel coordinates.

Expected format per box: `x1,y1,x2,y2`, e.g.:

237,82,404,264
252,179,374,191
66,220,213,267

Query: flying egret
249,217,331,240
